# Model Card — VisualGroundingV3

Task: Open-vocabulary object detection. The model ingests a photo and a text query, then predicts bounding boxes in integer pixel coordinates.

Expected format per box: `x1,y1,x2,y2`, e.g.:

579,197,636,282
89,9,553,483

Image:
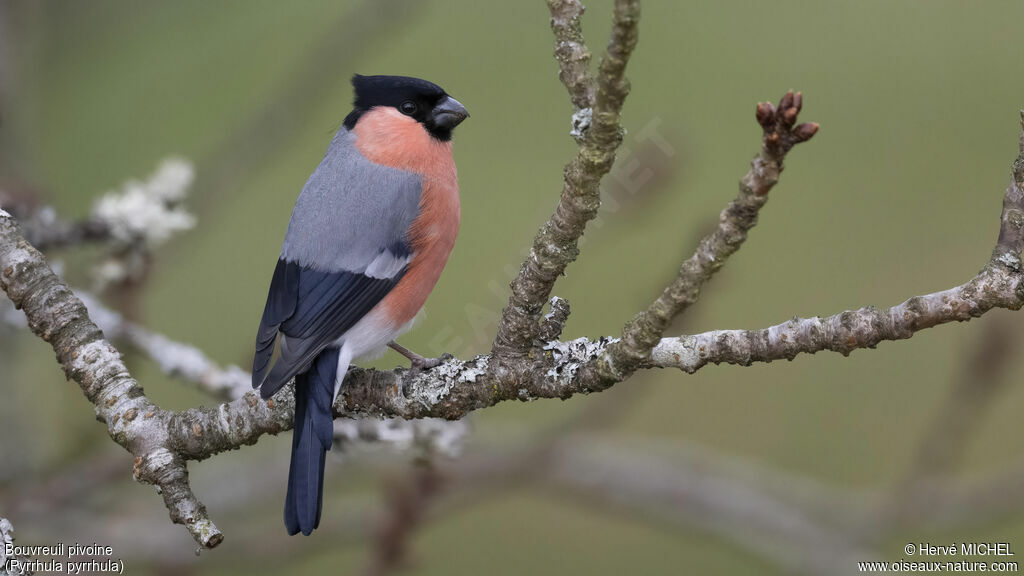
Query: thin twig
548,0,594,110
591,92,818,385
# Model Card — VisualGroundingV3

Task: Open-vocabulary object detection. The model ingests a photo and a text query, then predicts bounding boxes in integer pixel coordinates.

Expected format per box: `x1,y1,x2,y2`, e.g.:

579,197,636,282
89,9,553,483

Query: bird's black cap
344,74,468,141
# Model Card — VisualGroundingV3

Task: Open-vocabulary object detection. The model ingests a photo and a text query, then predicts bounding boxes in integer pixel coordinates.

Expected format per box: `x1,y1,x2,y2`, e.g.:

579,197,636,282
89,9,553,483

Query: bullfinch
251,74,468,536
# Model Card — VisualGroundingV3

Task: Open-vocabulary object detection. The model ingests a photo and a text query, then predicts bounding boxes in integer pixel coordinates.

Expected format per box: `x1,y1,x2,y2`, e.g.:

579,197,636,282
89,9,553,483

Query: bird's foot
388,341,453,381
410,354,450,371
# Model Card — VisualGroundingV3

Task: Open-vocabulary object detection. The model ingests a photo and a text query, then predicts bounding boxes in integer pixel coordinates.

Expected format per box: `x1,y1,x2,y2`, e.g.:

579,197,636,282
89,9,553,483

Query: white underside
331,308,420,399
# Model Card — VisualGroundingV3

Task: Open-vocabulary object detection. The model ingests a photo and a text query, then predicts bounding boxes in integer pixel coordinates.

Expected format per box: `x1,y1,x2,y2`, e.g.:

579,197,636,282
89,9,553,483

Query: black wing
252,258,405,398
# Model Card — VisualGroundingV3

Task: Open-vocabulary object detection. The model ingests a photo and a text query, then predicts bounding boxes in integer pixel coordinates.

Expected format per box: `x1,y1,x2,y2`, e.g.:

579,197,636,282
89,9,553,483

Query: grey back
281,128,422,272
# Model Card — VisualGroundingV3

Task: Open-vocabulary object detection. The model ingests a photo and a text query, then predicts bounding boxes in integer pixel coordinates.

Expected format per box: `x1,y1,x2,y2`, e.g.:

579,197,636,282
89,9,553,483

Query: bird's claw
410,352,453,371
401,352,454,384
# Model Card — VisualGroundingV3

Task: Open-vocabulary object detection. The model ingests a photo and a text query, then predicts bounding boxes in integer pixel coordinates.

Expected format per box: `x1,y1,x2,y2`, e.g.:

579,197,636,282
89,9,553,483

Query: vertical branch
548,0,594,110
993,111,1024,266
492,0,641,367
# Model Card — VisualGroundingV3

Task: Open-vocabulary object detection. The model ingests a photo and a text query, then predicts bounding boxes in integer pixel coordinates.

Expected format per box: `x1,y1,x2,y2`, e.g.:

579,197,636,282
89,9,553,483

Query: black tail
284,348,339,536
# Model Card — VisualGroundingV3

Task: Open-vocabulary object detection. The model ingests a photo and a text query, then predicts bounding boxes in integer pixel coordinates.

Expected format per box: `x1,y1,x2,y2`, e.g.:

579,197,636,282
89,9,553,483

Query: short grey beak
432,96,469,129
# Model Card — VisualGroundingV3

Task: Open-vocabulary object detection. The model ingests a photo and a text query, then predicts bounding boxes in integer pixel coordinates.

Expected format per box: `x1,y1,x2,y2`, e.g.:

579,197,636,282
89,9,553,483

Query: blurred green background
3,1,1024,574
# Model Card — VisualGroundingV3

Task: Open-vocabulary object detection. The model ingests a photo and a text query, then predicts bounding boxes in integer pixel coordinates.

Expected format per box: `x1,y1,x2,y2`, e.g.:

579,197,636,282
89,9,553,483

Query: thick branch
6,284,468,454
491,0,640,362
0,213,222,549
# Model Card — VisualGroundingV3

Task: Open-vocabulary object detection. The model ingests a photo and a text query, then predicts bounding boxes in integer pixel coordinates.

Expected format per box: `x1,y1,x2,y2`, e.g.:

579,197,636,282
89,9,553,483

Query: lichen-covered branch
591,92,818,386
0,213,222,549
648,265,1023,373
8,289,469,469
491,0,640,362
10,285,466,455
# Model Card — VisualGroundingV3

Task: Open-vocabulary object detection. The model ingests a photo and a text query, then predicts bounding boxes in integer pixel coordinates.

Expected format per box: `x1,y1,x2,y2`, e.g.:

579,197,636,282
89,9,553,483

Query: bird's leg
388,341,451,373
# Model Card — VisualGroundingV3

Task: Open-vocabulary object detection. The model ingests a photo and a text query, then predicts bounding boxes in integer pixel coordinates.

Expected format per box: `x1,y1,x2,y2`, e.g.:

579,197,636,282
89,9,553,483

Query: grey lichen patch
571,107,592,141
457,356,488,383
650,336,701,373
544,337,612,382
539,296,571,341
405,365,460,409
997,251,1022,271
544,296,568,319
424,356,488,387
407,379,455,410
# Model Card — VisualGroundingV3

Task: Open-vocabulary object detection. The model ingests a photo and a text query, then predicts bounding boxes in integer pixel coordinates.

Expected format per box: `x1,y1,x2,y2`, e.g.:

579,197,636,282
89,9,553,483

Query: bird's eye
399,101,417,115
